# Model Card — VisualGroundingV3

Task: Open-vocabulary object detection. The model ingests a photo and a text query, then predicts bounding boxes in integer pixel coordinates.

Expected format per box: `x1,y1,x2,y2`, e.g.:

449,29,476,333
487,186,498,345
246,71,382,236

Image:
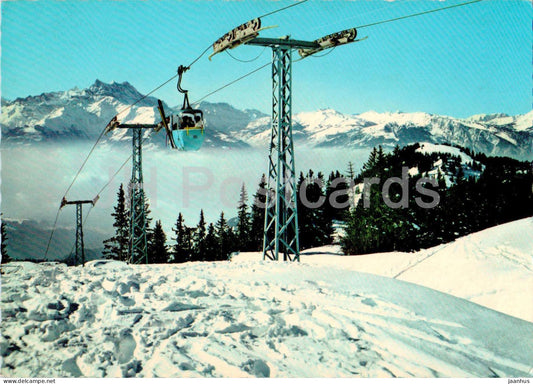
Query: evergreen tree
325,170,350,222
147,220,168,263
215,212,234,260
103,184,129,261
171,213,193,263
250,174,267,251
192,210,207,261
182,226,194,262
361,147,378,177
236,184,251,251
347,161,356,182
1,217,11,264
297,170,333,249
204,223,218,261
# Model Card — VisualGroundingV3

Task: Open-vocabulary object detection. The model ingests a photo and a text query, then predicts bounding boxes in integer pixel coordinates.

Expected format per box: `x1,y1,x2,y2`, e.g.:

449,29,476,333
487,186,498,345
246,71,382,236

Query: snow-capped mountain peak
2,81,532,159
357,110,433,126
87,80,148,106
241,108,532,159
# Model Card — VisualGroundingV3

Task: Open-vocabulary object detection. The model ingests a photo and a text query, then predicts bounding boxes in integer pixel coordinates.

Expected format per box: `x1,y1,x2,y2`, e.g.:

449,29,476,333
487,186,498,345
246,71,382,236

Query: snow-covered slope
1,257,532,378
236,217,533,323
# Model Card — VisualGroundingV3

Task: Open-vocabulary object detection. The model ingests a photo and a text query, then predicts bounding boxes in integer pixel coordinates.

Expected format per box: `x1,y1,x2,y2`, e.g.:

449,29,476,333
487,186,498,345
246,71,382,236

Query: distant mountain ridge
2,80,532,159
242,109,533,160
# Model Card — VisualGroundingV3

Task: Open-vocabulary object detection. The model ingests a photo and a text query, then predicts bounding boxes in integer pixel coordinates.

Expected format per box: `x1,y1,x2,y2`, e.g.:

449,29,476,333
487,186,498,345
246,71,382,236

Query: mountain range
1,80,532,159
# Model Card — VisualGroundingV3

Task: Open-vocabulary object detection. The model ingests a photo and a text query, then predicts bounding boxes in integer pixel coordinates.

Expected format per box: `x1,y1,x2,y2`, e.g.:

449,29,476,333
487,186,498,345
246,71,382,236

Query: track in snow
1,259,532,378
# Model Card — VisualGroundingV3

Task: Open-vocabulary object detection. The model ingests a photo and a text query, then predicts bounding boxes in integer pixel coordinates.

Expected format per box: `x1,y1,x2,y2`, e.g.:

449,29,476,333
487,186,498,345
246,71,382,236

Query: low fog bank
1,142,370,260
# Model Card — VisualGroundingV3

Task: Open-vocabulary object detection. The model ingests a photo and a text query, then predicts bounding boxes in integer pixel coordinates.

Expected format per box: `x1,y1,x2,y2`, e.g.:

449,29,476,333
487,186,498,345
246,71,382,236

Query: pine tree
1,217,11,264
325,170,350,222
297,170,332,249
236,184,251,251
182,226,194,262
124,182,153,263
192,210,207,261
361,147,378,176
147,220,168,263
250,174,267,251
103,184,129,261
204,223,218,261
215,212,233,260
346,162,355,182
172,213,192,263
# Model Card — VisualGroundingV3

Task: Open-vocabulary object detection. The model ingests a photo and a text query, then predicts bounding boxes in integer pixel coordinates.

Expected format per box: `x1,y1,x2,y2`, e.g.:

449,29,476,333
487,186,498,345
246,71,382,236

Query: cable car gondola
158,65,205,151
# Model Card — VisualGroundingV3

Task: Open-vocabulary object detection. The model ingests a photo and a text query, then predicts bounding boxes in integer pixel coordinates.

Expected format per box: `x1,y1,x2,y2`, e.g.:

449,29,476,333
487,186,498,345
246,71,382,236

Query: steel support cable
192,62,271,104
354,0,483,30
187,44,213,68
77,60,274,247
59,61,271,260
44,207,62,260
258,0,309,19
292,0,483,61
307,46,336,59
89,60,273,222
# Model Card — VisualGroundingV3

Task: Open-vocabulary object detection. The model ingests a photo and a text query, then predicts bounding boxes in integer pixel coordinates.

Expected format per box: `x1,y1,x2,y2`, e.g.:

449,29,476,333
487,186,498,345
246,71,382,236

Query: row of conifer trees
102,169,347,263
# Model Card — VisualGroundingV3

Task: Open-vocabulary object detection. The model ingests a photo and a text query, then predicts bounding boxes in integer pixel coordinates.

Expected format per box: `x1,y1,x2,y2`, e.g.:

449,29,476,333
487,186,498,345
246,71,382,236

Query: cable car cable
186,44,213,68
354,0,483,30
192,62,271,105
292,0,483,61
258,0,309,19
44,208,62,260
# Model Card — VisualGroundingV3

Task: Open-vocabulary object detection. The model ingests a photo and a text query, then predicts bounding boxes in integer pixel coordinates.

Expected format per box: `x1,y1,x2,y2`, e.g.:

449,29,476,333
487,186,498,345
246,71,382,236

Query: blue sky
1,0,531,118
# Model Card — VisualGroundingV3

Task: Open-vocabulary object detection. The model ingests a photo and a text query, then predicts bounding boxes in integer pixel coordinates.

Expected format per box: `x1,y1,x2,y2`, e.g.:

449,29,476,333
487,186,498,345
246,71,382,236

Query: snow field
280,218,533,323
1,251,533,378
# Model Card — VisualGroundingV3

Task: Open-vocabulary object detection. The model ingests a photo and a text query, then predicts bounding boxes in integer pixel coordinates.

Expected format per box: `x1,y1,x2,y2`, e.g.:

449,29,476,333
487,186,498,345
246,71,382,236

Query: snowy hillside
236,217,533,323
413,142,483,186
2,255,533,378
2,80,531,158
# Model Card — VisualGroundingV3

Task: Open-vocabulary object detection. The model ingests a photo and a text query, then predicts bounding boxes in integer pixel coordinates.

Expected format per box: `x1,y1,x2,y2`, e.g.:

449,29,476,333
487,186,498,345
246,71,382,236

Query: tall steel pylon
129,127,148,264
75,203,85,265
263,46,299,261
105,123,159,264
60,197,96,265
246,38,319,261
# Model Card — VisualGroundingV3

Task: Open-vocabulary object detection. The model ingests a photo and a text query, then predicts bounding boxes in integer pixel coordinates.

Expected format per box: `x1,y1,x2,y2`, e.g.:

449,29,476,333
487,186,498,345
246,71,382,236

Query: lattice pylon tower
129,127,148,264
75,203,85,266
60,197,95,266
262,46,300,262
